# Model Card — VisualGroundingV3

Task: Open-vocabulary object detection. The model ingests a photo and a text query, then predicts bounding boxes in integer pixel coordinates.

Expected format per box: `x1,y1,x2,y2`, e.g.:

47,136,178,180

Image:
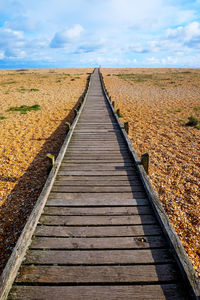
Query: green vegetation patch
0,81,17,85
17,88,26,93
116,73,153,83
186,115,200,129
193,106,200,112
7,104,41,114
0,114,6,120
17,88,39,93
30,88,39,91
167,108,182,113
115,73,179,88
71,76,80,81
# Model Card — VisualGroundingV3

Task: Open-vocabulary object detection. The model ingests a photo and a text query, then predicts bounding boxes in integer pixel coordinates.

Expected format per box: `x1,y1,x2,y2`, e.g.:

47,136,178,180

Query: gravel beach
102,68,200,276
0,68,92,273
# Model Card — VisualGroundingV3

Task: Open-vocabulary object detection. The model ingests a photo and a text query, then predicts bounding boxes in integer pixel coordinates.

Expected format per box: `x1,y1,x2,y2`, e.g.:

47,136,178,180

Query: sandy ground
0,68,92,273
102,68,200,276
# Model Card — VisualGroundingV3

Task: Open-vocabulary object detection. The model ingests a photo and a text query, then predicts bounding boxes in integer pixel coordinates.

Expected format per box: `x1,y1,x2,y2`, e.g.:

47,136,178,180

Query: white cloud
0,28,25,58
125,43,150,54
0,0,200,67
64,24,84,40
166,22,200,41
0,51,5,60
147,57,161,64
166,21,200,48
50,25,84,48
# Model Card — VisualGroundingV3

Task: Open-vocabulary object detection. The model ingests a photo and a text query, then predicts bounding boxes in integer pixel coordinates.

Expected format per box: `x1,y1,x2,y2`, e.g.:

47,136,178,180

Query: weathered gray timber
1,69,199,300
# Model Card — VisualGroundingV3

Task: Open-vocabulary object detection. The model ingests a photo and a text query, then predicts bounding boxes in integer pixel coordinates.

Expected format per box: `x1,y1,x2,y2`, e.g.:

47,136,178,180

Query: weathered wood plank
57,171,141,177
70,141,126,145
61,162,134,166
51,186,144,193
72,134,123,138
62,159,133,163
46,198,149,206
53,180,141,186
25,248,173,265
64,153,131,158
39,215,156,226
15,264,178,283
59,165,135,171
62,158,132,163
43,206,152,216
65,150,129,153
56,175,140,181
74,129,122,132
7,284,188,300
30,236,166,249
50,191,146,199
34,224,162,237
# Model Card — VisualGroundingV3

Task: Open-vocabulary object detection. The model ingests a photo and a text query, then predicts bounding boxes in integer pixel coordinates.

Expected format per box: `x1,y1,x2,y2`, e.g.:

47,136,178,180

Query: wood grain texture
48,192,147,200
34,224,162,237
46,198,149,207
7,285,187,300
24,248,173,264
30,235,166,250
53,179,141,186
15,264,178,283
51,186,144,193
39,215,157,226
43,206,152,215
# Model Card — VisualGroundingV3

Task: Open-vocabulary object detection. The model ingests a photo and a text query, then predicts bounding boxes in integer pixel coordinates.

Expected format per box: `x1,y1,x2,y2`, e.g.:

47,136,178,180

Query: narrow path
8,70,190,299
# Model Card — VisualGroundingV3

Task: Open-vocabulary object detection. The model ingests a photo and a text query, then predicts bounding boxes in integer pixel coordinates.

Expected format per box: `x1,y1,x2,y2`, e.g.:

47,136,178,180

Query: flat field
0,68,92,273
102,68,200,275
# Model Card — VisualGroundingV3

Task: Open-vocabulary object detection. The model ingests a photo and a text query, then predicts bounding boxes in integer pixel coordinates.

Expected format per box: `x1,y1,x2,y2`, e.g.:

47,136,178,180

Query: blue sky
0,0,200,68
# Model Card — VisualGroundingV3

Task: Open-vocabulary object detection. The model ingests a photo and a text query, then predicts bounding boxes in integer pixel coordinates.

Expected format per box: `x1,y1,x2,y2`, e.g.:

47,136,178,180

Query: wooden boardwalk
4,69,196,299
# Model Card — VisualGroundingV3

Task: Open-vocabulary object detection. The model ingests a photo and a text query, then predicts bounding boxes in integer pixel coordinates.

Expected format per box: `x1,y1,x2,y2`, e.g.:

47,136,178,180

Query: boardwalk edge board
99,69,200,299
0,71,93,300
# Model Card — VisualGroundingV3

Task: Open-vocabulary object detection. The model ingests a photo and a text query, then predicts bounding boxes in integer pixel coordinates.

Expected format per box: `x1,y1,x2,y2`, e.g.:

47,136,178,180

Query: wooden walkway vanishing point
1,69,200,299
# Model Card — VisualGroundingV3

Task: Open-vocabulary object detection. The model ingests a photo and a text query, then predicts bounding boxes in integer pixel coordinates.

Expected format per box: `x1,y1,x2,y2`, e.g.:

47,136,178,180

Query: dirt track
102,68,200,276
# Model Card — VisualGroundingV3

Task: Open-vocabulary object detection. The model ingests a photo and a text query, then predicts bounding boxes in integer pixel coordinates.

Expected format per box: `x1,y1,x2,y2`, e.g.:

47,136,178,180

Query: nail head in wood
141,153,149,174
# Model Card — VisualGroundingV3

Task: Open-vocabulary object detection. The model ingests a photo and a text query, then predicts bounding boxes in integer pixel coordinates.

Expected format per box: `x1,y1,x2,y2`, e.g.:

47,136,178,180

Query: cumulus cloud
125,43,150,54
166,21,200,47
0,51,5,60
0,28,26,58
0,0,200,67
50,25,84,48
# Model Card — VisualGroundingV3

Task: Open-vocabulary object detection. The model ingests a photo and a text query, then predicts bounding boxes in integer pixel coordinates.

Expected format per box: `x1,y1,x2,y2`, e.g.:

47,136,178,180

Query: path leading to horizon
7,69,189,299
